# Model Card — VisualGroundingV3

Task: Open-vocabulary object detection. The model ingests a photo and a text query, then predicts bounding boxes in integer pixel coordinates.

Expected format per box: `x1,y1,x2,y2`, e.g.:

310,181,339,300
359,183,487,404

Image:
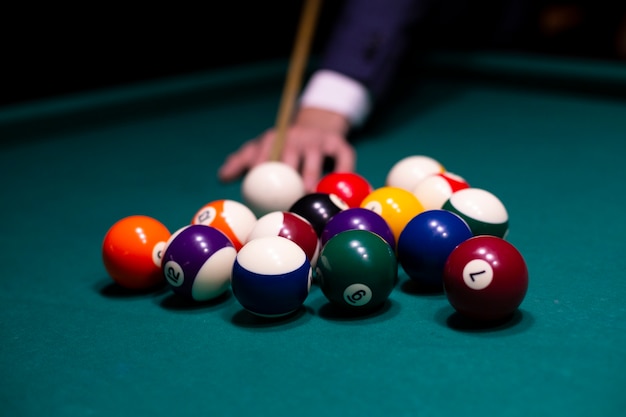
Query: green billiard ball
316,229,397,311
442,188,509,238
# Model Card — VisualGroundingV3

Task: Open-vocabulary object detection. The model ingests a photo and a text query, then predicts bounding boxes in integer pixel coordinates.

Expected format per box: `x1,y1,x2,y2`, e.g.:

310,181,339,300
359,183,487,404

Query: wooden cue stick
269,0,323,161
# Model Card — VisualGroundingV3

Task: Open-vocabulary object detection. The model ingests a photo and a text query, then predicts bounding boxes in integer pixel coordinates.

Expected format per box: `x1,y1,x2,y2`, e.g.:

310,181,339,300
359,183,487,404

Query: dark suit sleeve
319,0,428,99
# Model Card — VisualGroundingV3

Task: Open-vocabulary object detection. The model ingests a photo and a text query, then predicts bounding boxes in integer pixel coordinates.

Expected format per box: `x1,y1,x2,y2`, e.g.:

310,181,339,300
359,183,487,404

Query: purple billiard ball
161,225,237,301
320,207,395,251
397,209,473,289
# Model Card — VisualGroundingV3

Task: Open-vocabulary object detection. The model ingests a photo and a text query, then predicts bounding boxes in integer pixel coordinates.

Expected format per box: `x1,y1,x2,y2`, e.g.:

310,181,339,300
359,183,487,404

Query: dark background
3,1,624,109
2,2,341,108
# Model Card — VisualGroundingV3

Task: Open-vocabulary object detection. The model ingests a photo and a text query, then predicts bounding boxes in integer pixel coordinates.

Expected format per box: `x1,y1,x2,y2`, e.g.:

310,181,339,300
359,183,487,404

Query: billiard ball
102,215,171,290
442,188,509,238
386,155,444,191
289,192,349,236
191,199,257,251
315,172,373,208
320,207,395,251
397,210,473,288
161,224,237,301
443,235,528,322
360,186,424,243
245,211,320,265
411,172,470,210
316,229,397,311
232,236,312,317
242,161,306,216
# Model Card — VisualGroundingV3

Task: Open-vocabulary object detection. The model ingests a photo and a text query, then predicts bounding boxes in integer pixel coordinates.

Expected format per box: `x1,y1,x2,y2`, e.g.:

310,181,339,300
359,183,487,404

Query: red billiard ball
245,211,320,265
162,225,237,301
443,235,528,322
102,215,171,290
315,172,373,208
191,199,257,251
232,236,312,317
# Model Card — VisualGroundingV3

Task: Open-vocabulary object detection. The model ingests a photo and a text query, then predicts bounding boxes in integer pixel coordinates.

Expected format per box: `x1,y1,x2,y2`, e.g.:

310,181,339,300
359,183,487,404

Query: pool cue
269,0,323,161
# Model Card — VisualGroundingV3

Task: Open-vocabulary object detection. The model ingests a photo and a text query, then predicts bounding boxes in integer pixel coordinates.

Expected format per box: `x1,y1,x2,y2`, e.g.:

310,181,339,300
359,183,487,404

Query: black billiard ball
289,192,348,236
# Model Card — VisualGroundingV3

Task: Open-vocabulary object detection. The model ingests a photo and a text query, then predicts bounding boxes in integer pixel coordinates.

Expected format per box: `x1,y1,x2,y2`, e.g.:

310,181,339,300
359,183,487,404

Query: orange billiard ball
191,199,257,251
102,215,171,290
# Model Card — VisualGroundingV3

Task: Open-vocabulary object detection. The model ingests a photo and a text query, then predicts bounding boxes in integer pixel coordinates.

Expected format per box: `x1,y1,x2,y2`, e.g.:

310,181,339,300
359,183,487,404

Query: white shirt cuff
299,70,372,127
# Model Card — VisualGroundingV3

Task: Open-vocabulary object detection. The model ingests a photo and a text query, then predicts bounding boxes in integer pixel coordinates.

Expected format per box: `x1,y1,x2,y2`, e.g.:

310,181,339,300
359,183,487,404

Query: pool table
1,51,625,417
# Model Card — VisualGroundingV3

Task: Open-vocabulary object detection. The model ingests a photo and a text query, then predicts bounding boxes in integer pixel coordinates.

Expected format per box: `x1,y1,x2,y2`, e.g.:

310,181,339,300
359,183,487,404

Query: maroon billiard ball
245,211,320,265
443,235,528,322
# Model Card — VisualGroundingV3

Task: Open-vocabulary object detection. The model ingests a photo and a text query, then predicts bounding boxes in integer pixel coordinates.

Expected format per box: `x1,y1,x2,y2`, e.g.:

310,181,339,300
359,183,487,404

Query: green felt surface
1,53,626,417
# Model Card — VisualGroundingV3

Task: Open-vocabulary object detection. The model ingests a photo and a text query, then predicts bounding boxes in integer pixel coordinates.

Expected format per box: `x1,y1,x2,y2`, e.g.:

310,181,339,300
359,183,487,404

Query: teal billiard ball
442,188,509,238
232,236,312,317
443,235,528,322
316,230,397,312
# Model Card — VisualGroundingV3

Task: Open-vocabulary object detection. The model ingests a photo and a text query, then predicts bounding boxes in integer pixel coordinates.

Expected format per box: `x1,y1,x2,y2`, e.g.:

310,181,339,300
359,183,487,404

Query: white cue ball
411,171,470,210
242,161,306,216
386,155,444,191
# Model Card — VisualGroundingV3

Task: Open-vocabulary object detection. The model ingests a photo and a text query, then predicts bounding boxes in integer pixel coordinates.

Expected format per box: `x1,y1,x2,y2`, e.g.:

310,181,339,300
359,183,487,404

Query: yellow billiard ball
360,186,424,242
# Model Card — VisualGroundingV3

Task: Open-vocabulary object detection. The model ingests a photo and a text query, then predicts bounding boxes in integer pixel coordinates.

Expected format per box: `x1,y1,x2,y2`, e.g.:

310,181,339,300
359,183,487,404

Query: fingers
218,126,357,191
217,131,276,182
280,127,323,191
286,130,357,192
217,141,257,182
329,140,356,173
300,148,324,192
280,137,304,174
255,131,276,165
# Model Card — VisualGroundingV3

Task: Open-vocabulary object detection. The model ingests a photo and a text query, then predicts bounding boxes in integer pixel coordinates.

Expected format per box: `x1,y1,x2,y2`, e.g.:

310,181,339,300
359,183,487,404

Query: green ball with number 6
316,229,397,312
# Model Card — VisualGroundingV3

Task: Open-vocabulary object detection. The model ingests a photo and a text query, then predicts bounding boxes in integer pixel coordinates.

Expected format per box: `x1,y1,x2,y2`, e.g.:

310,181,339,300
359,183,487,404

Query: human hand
218,107,355,192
